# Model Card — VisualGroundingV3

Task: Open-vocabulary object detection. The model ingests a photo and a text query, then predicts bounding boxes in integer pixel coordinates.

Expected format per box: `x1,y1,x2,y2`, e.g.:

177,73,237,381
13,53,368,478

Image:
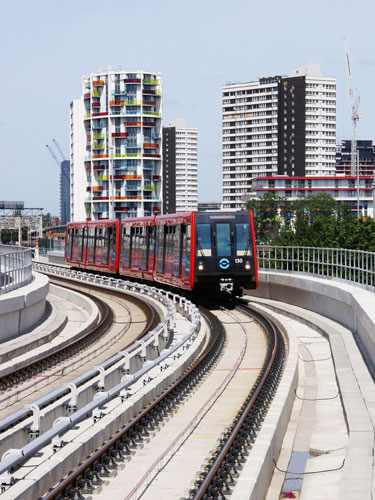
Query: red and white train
65,211,257,296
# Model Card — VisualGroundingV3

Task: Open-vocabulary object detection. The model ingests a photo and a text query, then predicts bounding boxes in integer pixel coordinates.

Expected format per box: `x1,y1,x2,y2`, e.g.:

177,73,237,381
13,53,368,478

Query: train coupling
220,278,233,294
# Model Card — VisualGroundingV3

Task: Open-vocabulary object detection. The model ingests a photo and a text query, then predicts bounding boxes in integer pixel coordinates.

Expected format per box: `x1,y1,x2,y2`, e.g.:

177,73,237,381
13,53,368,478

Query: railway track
0,274,158,433
38,302,286,500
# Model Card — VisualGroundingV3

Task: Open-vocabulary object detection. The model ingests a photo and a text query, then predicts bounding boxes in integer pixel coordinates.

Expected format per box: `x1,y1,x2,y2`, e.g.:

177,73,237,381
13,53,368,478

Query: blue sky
1,0,374,215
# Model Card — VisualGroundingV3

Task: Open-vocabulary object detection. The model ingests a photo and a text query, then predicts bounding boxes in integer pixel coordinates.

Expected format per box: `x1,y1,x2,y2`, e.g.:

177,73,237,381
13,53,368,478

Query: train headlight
245,262,251,270
198,262,204,271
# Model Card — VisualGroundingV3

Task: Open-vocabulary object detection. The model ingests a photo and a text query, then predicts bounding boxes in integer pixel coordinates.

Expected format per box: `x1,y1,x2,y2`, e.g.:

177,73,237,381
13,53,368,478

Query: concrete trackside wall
0,272,49,342
249,271,375,375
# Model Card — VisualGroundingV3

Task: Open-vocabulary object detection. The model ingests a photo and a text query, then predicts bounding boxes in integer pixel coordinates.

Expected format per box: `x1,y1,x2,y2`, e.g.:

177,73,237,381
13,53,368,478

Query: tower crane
344,38,360,177
46,144,61,167
52,139,68,162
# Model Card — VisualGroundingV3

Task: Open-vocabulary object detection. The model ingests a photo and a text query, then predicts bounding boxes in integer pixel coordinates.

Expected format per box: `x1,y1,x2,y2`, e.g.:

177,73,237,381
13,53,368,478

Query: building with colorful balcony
70,70,162,221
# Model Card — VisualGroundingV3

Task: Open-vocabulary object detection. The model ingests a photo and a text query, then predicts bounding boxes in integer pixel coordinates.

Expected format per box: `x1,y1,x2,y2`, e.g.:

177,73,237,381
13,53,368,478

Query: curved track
41,303,286,500
0,276,158,431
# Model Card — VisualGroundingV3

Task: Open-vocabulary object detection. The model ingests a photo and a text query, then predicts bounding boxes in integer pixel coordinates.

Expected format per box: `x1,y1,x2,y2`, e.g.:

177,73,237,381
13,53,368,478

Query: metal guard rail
258,245,375,291
0,245,32,294
0,265,201,485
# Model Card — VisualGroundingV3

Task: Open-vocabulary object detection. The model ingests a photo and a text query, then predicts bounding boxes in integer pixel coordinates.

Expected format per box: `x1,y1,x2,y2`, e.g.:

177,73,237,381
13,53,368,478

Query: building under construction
46,140,70,225
336,140,375,176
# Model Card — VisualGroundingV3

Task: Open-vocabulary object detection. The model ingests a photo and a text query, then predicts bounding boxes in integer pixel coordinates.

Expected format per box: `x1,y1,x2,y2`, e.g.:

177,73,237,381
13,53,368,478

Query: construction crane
52,138,68,162
344,38,360,177
46,144,61,167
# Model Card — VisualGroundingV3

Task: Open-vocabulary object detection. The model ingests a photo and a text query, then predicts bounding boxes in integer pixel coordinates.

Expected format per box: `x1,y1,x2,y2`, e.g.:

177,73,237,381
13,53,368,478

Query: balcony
91,102,101,108
84,114,91,119
112,132,127,138
92,186,103,191
124,78,141,83
92,91,101,97
153,175,161,180
84,93,90,99
143,111,161,116
93,133,104,139
97,174,109,181
152,133,161,139
143,101,155,106
109,101,124,106
124,100,141,106
92,144,105,150
84,82,90,89
114,207,129,212
85,155,92,161
93,81,104,86
143,185,155,191
92,122,105,129
112,90,127,95
143,79,159,85
143,143,158,148
86,186,91,192
153,206,161,212
92,154,108,159
114,153,141,158
93,196,109,200
93,164,106,171
142,121,156,127
142,89,155,95
92,112,107,117
143,153,161,158
124,121,141,127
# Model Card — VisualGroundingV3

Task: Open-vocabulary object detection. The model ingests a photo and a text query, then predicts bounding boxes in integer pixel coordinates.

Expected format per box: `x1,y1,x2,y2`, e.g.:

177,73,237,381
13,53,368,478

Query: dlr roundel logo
219,258,230,270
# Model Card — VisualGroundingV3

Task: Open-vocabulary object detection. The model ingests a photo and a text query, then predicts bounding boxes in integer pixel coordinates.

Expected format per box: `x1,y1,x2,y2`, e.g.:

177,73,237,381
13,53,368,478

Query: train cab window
216,224,231,257
196,224,212,257
236,223,252,256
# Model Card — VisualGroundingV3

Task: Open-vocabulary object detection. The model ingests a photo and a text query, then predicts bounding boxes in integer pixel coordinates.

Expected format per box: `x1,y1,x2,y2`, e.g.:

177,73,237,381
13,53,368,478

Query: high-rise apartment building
222,63,336,209
70,70,162,221
162,118,198,213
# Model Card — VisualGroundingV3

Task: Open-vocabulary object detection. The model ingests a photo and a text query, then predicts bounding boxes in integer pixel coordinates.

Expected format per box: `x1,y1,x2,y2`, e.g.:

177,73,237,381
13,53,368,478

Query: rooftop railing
0,245,32,294
257,245,375,292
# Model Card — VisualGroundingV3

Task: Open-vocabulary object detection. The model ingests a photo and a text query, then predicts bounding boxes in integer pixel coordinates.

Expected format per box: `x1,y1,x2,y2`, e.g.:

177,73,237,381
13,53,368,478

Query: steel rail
42,307,224,500
191,304,285,499
0,278,158,434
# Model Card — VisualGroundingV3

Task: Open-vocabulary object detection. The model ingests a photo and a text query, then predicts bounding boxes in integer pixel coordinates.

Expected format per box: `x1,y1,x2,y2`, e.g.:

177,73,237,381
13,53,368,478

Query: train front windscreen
194,212,256,294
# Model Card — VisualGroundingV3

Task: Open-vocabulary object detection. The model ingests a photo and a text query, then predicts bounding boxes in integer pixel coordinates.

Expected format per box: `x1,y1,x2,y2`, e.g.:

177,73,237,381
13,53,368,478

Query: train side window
65,228,72,259
173,225,181,277
182,223,191,278
73,228,84,260
122,227,131,268
216,223,231,257
196,224,212,257
236,223,252,256
108,226,116,265
87,227,95,263
146,226,155,271
101,228,108,264
156,225,165,273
